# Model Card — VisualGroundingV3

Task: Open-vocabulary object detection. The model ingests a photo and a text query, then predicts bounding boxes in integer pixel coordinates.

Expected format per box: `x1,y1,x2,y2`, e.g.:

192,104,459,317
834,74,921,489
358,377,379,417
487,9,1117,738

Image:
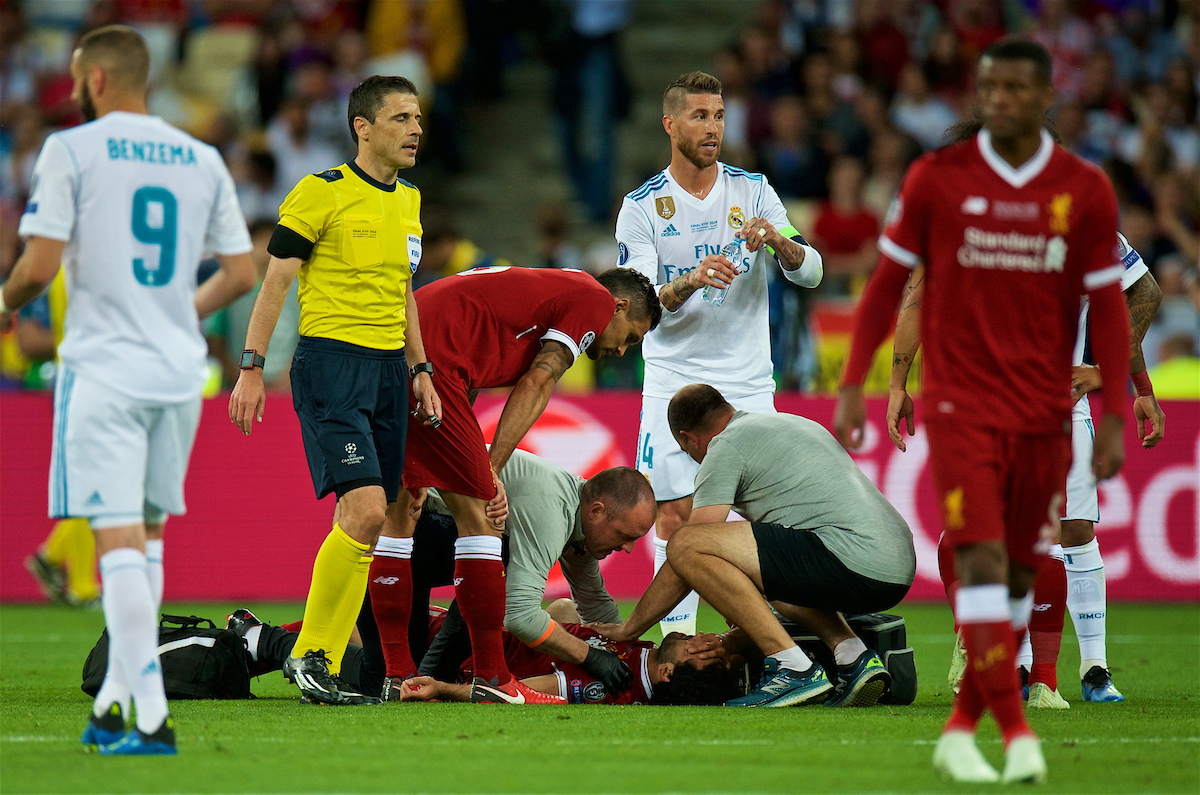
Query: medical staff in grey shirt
425,450,656,694
597,384,915,709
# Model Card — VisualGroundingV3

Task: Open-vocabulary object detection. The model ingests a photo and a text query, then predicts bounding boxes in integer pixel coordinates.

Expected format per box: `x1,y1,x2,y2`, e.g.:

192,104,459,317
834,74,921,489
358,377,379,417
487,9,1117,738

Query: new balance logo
760,677,791,695
1033,603,1051,612
85,491,104,507
661,224,680,237
453,577,463,586
373,576,399,586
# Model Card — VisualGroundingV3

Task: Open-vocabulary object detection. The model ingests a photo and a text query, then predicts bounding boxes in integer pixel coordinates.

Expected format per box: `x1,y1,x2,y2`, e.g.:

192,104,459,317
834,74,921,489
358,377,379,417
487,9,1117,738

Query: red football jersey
415,267,616,389
880,130,1122,432
462,624,656,704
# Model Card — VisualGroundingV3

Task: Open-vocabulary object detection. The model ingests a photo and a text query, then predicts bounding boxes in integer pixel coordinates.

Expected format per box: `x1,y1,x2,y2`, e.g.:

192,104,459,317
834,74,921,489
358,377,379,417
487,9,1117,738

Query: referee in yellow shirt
229,75,441,705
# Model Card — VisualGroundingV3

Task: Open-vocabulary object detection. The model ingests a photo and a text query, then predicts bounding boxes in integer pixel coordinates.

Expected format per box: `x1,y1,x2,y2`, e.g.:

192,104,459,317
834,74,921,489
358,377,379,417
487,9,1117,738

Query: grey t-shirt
692,412,915,586
428,450,620,643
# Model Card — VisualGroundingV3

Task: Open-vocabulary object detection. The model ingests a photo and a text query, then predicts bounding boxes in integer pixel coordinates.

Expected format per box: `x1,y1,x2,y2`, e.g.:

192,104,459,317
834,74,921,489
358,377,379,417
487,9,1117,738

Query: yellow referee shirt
276,161,422,350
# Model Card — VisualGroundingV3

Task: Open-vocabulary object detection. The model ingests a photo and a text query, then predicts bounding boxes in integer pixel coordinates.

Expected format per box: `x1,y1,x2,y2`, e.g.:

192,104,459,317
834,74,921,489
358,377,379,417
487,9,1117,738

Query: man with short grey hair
596,384,914,709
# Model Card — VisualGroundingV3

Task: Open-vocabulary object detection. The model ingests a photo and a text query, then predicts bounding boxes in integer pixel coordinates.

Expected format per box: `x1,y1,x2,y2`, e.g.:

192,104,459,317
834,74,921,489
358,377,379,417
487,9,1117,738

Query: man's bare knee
665,524,704,566
1060,519,1094,548
546,598,581,624
954,541,1006,586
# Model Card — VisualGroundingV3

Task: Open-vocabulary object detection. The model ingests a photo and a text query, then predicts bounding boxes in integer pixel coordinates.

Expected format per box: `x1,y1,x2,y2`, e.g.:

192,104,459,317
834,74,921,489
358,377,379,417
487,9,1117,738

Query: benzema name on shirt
106,138,198,166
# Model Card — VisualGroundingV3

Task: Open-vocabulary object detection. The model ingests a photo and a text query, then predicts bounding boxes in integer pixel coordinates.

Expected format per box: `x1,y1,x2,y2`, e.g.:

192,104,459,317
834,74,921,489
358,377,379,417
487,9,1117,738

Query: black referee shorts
290,336,407,502
753,522,909,614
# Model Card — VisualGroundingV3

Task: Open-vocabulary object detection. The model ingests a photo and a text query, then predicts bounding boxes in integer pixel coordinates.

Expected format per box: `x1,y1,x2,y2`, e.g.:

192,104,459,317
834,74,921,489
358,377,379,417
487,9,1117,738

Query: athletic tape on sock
955,584,1010,624
375,536,413,559
1010,593,1034,631
455,534,502,560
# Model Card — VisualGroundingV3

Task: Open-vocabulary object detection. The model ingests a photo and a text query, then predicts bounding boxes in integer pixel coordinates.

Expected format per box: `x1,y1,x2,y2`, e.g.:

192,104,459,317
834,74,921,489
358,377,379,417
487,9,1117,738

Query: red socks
937,536,960,633
1029,556,1067,690
951,584,1034,745
454,536,511,685
370,537,416,678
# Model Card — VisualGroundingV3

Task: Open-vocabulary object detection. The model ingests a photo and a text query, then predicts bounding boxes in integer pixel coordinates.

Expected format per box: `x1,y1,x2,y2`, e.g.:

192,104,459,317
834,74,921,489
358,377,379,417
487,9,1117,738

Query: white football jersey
1071,232,1149,420
616,162,813,400
19,112,251,403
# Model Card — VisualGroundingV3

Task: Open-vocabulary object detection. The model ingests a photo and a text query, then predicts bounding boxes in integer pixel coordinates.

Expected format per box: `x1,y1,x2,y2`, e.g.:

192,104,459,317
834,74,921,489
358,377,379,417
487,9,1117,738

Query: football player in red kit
368,266,661,705
838,40,1129,784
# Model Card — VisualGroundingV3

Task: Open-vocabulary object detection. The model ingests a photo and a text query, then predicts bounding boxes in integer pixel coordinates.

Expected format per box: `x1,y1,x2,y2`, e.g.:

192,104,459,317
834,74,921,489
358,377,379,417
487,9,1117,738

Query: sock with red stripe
1029,553,1066,690
454,535,511,685
369,536,416,677
956,584,1034,746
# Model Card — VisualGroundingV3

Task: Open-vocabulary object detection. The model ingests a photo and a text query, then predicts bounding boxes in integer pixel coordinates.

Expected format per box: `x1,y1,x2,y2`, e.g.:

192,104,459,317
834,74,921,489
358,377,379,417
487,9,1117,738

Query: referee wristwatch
409,362,434,381
239,349,266,371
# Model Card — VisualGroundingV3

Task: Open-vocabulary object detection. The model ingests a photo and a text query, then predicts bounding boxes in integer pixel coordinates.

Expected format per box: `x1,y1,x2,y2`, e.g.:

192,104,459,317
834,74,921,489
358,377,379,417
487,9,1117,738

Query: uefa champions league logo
342,442,364,466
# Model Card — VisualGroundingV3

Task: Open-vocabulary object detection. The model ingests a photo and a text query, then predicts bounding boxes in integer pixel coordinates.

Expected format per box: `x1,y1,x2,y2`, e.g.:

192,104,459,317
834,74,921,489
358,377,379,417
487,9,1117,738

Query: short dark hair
75,25,150,90
663,71,722,116
596,268,662,331
668,384,732,438
649,659,742,706
980,38,1053,87
581,466,654,514
347,75,418,144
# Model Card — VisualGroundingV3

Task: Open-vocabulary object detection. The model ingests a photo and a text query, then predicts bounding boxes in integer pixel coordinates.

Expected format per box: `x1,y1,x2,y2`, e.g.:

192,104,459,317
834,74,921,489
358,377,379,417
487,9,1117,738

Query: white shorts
49,368,201,527
1062,417,1099,522
636,391,776,502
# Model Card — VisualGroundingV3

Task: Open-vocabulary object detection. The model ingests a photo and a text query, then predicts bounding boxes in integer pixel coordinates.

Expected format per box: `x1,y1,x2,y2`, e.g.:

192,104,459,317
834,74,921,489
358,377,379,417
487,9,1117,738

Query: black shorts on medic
753,522,909,614
290,336,407,501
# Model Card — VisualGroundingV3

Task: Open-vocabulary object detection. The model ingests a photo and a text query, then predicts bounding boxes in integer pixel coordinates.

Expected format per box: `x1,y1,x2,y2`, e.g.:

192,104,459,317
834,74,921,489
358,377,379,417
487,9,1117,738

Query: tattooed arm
489,340,575,472
658,255,739,312
886,265,924,451
1124,270,1162,376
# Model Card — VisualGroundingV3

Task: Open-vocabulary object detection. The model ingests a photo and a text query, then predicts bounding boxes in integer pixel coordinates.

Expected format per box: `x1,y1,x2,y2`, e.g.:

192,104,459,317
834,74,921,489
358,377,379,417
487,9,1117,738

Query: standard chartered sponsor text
957,227,1066,273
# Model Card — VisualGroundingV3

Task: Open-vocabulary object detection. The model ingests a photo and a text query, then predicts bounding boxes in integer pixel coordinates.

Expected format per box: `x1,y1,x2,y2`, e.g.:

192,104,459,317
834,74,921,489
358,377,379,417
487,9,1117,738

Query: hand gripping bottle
702,235,743,307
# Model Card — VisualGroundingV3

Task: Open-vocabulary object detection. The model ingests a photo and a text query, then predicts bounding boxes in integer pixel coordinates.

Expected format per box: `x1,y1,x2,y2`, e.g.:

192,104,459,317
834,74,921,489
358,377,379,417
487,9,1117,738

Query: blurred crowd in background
2,0,1197,396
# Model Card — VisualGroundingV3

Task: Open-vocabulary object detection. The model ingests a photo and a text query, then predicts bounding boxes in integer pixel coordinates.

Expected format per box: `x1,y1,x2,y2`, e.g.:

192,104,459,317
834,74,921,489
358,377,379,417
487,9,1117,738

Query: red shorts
926,418,1070,571
402,376,496,501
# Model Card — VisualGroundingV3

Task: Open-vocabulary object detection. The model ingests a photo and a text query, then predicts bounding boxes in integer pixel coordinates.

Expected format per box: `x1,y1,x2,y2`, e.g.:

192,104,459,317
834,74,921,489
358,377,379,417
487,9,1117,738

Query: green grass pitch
1,602,1196,794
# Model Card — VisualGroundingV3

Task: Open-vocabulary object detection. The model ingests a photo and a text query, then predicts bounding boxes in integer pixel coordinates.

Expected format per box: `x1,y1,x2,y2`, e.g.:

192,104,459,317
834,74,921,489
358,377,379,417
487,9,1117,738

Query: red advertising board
1,391,1196,602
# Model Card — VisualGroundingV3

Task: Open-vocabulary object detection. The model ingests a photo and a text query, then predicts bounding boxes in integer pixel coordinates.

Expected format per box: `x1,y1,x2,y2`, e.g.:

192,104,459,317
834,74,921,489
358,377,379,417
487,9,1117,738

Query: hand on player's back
1092,414,1126,480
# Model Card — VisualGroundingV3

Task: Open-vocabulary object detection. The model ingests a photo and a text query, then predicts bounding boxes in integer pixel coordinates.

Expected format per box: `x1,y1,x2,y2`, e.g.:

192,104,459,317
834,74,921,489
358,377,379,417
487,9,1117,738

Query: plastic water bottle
702,236,743,307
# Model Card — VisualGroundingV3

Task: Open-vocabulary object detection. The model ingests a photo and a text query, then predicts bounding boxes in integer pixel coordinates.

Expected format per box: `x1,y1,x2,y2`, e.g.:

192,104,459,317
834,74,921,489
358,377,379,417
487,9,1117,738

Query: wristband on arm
1131,369,1154,397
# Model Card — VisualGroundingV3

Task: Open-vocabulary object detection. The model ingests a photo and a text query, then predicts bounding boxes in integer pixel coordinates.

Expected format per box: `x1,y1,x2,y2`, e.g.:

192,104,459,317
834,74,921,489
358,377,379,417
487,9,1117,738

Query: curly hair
596,267,663,331
649,661,743,706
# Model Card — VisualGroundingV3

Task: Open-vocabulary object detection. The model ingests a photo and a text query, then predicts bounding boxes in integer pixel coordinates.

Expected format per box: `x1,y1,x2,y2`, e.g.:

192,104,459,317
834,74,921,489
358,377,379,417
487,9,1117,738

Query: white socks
454,534,502,560
375,536,414,559
653,535,698,635
1063,538,1108,676
243,624,263,661
96,548,169,733
144,538,164,609
833,636,868,667
769,645,813,673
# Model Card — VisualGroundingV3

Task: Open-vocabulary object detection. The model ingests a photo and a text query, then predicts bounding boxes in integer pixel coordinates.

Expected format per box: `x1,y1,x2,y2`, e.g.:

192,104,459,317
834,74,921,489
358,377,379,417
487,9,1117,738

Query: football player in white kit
1017,232,1165,702
615,71,822,635
1,26,254,754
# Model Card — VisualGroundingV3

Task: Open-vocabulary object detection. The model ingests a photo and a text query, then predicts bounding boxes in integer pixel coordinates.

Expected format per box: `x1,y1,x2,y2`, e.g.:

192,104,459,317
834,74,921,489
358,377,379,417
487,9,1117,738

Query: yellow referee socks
293,524,370,664
325,554,372,675
45,518,100,602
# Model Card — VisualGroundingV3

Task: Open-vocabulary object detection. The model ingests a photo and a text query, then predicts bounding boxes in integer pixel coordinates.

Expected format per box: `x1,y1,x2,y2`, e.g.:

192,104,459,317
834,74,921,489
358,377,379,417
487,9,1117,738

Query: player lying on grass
593,384,916,708
227,600,743,706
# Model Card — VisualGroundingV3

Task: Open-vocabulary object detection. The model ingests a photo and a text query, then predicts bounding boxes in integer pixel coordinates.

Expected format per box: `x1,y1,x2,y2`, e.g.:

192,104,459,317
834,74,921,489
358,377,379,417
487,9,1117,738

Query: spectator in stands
0,106,45,205
853,83,894,141
827,30,865,104
1118,83,1200,172
233,150,286,223
712,47,756,168
535,203,584,271
740,26,794,101
251,27,288,126
1053,99,1106,164
411,206,511,289
889,60,957,151
923,27,969,103
267,97,343,196
1147,333,1200,399
802,51,867,160
549,0,633,223
855,0,909,89
331,29,370,104
757,94,828,200
211,220,300,390
809,156,880,290
1079,48,1131,162
948,0,1005,64
1151,173,1200,267
1141,259,1200,370
1103,5,1185,87
294,60,354,159
1032,0,1094,100
1162,57,1197,127
862,127,916,221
